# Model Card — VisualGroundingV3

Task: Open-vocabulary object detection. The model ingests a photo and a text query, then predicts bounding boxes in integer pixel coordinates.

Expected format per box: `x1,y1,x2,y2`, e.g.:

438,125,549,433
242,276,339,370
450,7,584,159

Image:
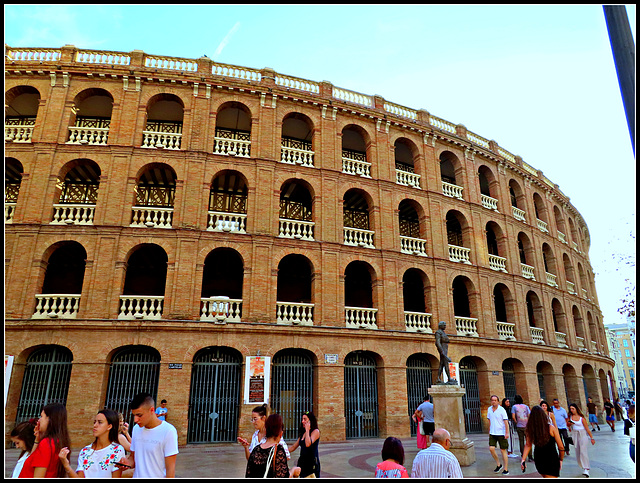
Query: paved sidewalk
5,420,635,478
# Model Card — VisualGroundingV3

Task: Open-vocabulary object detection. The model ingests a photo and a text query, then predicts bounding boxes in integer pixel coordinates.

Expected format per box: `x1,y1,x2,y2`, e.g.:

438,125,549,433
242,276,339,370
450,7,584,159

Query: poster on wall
5,355,14,408
443,362,460,385
244,356,271,405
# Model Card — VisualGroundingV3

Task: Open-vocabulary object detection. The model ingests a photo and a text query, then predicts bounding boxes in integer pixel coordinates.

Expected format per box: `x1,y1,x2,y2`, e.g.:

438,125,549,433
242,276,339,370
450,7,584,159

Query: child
10,419,37,478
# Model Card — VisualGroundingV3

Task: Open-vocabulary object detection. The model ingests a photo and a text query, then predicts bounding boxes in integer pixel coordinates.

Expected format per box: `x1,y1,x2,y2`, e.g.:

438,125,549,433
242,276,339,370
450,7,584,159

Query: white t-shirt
76,442,125,478
12,452,30,478
131,421,179,478
487,405,509,436
248,430,291,459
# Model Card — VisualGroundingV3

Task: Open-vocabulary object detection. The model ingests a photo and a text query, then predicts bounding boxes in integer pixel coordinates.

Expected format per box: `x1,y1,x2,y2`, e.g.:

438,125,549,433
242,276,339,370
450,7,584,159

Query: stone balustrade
577,336,587,351
546,272,558,288
342,154,371,177
448,245,471,264
566,281,577,295
141,130,182,150
33,294,81,319
345,306,378,329
332,86,373,107
213,134,251,158
344,227,375,248
497,321,516,340
212,62,262,81
51,203,95,225
200,296,242,323
276,302,314,326
279,219,315,241
530,326,545,344
384,101,417,120
455,316,479,337
145,55,197,71
582,288,589,300
521,263,536,280
275,74,320,93
512,206,526,222
481,194,499,211
555,331,568,348
404,311,433,333
6,47,61,61
5,202,17,223
429,115,457,134
118,295,164,320
558,231,567,244
489,254,507,272
67,126,109,145
5,120,35,143
442,181,464,200
206,211,247,233
76,50,131,65
537,219,549,233
281,144,314,167
130,206,173,228
395,169,421,189
400,236,428,257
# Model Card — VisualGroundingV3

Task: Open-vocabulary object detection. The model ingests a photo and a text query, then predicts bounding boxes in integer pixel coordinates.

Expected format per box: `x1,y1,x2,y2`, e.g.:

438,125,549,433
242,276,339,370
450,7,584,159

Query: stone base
429,383,476,466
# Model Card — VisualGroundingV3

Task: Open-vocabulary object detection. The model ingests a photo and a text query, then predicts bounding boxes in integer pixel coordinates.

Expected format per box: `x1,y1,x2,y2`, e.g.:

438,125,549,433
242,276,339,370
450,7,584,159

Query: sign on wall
244,356,271,405
5,355,14,408
442,362,460,385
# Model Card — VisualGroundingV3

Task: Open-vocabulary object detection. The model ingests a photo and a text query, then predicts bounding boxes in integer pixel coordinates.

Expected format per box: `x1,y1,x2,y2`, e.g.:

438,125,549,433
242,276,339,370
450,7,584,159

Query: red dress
416,417,428,449
19,437,62,478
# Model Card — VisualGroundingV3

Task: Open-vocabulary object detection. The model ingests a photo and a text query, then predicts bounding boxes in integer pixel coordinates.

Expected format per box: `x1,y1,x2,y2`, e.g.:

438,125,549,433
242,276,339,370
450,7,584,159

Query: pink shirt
375,460,409,478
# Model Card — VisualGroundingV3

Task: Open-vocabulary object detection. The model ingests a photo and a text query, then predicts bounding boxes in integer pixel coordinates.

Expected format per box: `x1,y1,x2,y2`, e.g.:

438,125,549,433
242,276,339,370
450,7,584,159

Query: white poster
5,355,15,408
443,362,460,385
244,356,271,405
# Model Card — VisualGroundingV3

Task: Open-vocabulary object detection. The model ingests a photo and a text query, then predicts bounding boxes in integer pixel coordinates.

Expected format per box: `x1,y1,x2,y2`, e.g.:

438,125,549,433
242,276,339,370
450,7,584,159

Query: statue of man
435,321,456,384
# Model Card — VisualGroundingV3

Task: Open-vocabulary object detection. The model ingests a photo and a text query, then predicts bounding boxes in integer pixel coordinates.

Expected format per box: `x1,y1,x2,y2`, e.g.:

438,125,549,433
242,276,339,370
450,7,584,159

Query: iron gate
104,346,160,429
344,352,378,439
582,377,589,401
502,361,517,403
16,346,73,422
538,371,546,401
406,355,432,437
271,350,314,441
460,359,482,433
188,347,241,443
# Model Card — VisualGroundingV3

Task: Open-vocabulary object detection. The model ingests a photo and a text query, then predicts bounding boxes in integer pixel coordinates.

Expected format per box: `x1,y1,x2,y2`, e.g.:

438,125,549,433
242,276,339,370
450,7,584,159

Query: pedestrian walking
586,397,601,432
502,397,517,457
521,405,564,478
245,414,300,478
487,395,510,475
540,400,557,427
374,437,409,478
155,399,168,421
551,399,571,456
19,403,71,478
604,398,616,431
567,403,595,477
413,395,435,447
614,398,625,421
118,393,179,478
10,419,37,478
512,395,532,462
623,404,635,462
288,411,321,478
411,428,463,478
237,404,290,461
58,408,126,478
411,410,427,450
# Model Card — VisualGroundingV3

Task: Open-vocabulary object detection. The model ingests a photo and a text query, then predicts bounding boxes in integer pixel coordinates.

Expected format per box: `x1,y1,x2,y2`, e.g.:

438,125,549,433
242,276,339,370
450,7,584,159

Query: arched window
214,102,252,157
119,244,167,320
5,157,23,222
343,189,374,248
344,351,378,438
67,88,113,145
208,170,248,233
342,125,370,177
281,113,314,167
276,254,314,325
279,180,314,240
143,94,184,150
5,85,40,142
131,164,177,229
200,247,243,322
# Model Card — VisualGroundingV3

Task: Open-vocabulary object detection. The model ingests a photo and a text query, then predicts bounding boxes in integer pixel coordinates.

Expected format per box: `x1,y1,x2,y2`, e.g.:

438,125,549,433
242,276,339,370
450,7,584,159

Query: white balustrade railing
141,131,182,150
481,194,499,211
67,126,109,145
558,231,567,244
537,219,549,233
530,326,545,344
51,203,95,225
384,101,417,120
512,206,526,222
395,169,421,189
5,123,34,143
555,331,568,348
429,115,457,134
572,241,579,252
332,86,373,107
467,131,491,149
7,48,61,62
76,50,131,65
497,321,516,340
344,227,375,248
582,288,589,300
281,145,315,167
130,206,173,228
118,296,164,320
577,336,587,351
145,55,197,71
279,219,315,241
404,312,433,333
275,74,320,93
345,306,378,329
207,211,247,233
213,136,251,157
489,254,507,272
566,281,577,295
546,272,558,288
5,202,17,223
342,156,371,177
455,316,479,337
442,181,464,200
200,296,242,323
276,302,314,326
400,236,427,257
590,341,597,354
448,245,471,264
521,263,536,281
33,294,81,319
212,62,262,81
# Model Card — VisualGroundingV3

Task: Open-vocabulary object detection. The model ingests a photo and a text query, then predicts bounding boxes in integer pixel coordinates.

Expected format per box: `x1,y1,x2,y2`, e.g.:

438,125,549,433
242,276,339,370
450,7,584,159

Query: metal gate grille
407,355,432,437
271,350,313,441
344,352,378,439
188,347,241,443
16,346,73,422
460,359,482,433
104,346,160,429
502,361,517,403
537,371,546,400
582,377,589,401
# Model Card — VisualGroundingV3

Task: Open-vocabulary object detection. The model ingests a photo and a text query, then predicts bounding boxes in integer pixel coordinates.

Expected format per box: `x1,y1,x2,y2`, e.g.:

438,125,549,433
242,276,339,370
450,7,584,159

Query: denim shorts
588,414,598,423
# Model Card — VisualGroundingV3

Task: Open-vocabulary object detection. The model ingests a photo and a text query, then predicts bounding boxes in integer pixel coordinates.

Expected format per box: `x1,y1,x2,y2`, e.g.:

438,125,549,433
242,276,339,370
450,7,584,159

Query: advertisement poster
443,362,460,385
244,356,270,405
5,355,14,408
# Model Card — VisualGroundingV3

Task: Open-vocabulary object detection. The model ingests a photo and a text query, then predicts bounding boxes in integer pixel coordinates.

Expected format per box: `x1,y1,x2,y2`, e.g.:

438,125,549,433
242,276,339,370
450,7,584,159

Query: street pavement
5,419,635,478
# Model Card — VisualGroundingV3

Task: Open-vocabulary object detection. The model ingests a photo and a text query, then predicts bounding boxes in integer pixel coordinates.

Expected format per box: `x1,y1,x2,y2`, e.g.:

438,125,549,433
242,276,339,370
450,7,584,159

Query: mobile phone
114,462,133,469
521,461,526,473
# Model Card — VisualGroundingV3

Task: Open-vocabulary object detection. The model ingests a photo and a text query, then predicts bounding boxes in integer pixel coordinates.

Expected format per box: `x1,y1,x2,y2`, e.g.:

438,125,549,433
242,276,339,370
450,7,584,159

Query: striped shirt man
411,441,464,478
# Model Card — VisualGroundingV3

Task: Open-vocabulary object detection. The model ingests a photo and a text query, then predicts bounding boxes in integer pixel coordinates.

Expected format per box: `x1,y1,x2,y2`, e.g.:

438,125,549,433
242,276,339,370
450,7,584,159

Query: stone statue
435,321,457,384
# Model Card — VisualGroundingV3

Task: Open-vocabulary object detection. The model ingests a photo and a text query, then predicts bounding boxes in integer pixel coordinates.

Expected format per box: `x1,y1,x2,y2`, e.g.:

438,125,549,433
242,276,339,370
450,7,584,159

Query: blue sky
5,4,636,327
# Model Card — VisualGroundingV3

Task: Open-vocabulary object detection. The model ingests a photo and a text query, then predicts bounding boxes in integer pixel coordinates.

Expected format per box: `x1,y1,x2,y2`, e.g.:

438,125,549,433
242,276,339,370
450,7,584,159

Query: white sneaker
583,469,590,477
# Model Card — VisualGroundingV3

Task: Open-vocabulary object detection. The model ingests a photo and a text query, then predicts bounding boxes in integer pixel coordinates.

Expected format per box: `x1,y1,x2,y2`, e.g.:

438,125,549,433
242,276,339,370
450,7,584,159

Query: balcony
118,295,164,320
200,296,242,323
214,129,251,157
142,122,182,150
488,254,507,272
546,272,558,288
481,194,499,211
344,227,375,248
342,150,371,177
5,202,17,223
276,302,314,326
448,245,471,264
345,306,378,329
206,211,247,233
530,326,545,345
280,138,314,167
51,203,95,225
497,321,516,340
395,164,421,189
555,331,568,348
442,181,464,200
404,312,432,333
67,118,110,145
400,236,427,257
537,218,549,233
455,316,479,337
566,281,577,295
32,294,81,319
130,206,173,228
5,118,35,143
521,263,536,281
558,231,567,244
577,337,588,352
279,218,314,241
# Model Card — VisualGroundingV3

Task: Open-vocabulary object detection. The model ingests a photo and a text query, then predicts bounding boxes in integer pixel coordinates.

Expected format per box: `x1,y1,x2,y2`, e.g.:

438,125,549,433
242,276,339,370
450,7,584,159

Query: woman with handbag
568,403,595,477
288,411,320,478
245,414,299,478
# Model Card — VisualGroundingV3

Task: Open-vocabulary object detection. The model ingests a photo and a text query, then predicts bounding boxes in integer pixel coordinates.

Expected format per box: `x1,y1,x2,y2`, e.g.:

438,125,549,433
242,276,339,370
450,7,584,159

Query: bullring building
5,45,616,446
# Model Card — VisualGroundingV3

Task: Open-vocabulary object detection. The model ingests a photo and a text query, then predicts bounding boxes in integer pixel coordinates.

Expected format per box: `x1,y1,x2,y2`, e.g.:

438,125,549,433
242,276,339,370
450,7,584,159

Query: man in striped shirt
411,428,464,478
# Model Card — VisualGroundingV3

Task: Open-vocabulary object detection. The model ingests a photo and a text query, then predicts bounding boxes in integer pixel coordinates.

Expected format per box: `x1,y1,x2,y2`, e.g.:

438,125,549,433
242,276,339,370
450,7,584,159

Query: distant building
606,316,636,399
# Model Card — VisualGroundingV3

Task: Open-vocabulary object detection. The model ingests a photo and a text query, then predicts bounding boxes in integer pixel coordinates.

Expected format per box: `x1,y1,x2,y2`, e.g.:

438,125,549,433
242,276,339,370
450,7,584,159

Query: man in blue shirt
552,398,571,455
415,395,435,446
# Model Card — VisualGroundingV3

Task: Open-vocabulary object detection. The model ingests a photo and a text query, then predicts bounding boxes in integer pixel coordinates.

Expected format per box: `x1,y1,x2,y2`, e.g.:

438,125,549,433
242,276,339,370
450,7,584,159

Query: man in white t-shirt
119,393,179,478
487,395,510,475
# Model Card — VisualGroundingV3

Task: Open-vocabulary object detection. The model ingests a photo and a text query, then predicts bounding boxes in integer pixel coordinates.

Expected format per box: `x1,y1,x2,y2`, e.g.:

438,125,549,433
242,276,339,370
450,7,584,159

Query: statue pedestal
429,384,476,466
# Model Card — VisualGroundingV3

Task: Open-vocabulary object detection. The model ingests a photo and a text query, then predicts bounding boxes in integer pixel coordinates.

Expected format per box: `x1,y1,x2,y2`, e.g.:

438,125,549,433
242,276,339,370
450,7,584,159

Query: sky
4,4,636,328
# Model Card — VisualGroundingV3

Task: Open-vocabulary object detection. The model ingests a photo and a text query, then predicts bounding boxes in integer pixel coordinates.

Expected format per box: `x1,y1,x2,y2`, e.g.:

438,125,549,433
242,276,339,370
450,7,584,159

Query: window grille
344,352,378,439
279,199,312,221
282,136,312,152
343,209,369,230
5,182,20,203
406,356,432,436
135,185,175,207
502,362,517,403
460,359,482,433
60,182,99,204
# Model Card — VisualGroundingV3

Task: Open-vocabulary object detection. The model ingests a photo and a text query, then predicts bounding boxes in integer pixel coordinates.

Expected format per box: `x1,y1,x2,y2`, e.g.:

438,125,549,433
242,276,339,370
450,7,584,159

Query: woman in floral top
58,409,126,478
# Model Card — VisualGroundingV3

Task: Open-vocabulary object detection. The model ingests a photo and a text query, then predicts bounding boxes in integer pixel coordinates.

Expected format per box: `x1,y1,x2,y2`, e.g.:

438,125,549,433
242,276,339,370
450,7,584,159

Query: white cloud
213,21,241,59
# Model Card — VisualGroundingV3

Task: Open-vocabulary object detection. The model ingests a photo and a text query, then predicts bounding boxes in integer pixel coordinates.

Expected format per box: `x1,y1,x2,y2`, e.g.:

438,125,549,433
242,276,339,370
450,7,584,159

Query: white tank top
571,416,585,431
